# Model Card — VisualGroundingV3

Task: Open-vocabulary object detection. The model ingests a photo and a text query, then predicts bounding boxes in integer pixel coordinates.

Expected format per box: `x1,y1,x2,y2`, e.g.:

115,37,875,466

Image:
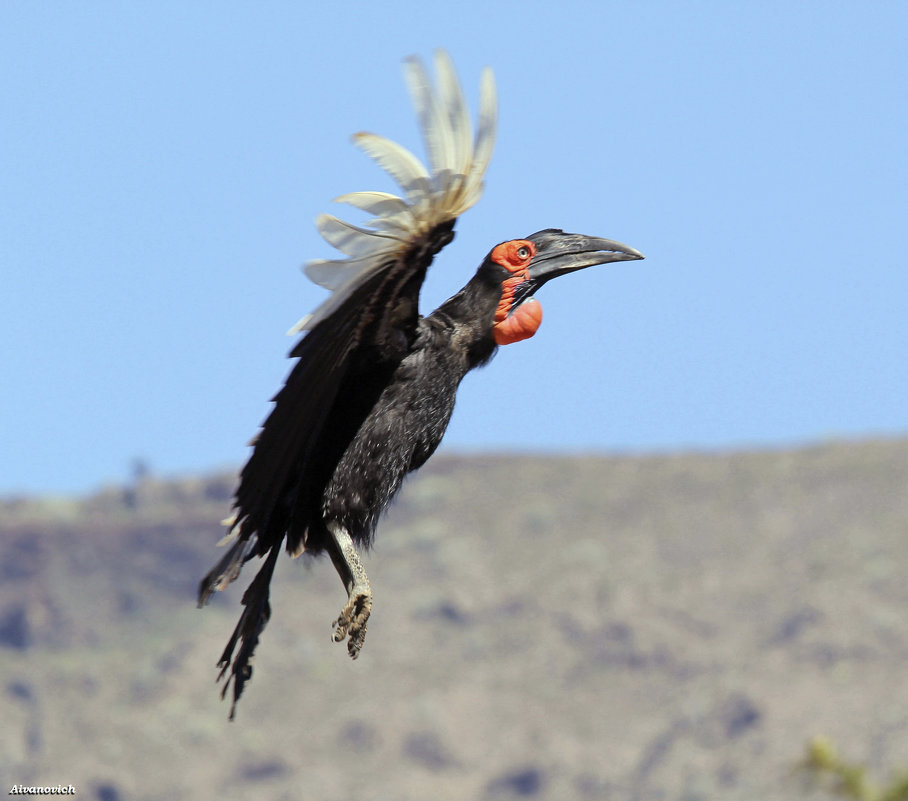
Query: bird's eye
516,246,530,260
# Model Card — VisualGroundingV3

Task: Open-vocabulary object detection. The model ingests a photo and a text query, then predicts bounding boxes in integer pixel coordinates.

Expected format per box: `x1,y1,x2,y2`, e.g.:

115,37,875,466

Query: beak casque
525,229,644,285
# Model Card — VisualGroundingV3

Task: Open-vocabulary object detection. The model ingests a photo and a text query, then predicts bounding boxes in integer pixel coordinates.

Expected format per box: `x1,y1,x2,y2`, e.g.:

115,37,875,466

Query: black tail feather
214,543,281,719
197,532,259,608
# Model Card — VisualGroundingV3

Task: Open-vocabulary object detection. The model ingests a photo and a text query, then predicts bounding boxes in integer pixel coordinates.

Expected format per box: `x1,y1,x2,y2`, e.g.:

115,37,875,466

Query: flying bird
199,51,643,717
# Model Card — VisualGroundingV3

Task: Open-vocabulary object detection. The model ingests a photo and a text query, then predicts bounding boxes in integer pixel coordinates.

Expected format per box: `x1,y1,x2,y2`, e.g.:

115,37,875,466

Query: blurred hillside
2,440,907,800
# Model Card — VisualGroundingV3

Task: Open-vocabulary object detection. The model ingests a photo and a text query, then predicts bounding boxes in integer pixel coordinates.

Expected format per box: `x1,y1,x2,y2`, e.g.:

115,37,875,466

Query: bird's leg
326,521,372,659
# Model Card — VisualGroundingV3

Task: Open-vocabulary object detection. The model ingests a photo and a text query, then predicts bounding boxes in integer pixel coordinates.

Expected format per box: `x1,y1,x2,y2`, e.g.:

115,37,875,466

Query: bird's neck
426,268,502,370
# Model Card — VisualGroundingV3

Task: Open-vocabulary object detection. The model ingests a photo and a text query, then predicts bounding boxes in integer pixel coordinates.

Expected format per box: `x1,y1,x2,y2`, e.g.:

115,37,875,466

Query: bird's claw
332,590,372,659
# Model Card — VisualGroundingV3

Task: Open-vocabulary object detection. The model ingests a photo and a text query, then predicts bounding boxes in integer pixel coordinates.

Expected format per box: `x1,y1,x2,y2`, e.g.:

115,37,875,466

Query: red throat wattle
491,240,543,346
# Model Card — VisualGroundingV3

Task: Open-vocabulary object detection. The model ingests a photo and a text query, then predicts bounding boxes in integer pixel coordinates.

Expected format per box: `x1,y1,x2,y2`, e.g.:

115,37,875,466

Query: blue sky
3,2,906,495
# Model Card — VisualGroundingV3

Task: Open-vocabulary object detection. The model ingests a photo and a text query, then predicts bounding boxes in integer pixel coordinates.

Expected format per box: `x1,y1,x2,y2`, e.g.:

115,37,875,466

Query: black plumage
198,53,643,717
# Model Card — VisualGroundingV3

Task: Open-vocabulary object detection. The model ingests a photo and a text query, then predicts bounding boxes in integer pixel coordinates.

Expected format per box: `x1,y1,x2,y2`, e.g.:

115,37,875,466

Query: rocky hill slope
3,439,907,800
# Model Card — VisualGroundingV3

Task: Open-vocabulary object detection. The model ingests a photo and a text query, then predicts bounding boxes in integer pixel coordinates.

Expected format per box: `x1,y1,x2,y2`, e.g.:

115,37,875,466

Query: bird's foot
332,588,372,659
326,521,372,659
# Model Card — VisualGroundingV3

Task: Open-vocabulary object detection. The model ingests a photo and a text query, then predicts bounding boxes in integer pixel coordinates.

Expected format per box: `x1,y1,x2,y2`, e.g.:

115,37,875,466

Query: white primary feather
291,51,497,334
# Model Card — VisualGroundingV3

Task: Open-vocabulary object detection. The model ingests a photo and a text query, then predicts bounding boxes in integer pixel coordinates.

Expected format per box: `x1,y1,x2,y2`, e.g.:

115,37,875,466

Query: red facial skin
491,240,543,346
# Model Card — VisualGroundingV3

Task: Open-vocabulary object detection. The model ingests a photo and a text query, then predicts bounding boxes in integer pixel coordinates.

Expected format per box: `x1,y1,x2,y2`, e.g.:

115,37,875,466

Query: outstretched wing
294,51,497,334
201,51,497,594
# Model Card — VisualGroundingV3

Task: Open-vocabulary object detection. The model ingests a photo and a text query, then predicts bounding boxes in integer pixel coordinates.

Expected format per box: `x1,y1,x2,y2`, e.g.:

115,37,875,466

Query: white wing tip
288,314,312,334
295,52,497,332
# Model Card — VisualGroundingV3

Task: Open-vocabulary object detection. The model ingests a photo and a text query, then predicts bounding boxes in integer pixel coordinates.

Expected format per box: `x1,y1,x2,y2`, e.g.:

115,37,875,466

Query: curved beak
525,229,644,285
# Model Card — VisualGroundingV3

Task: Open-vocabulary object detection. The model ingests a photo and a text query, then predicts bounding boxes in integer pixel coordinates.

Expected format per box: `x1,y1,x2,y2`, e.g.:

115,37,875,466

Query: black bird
199,51,643,717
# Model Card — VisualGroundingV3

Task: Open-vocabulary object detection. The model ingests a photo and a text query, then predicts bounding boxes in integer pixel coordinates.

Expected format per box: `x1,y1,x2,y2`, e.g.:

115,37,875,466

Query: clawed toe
332,591,372,659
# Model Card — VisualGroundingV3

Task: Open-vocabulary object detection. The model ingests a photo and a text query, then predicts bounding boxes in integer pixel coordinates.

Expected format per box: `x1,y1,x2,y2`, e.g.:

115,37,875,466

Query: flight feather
292,50,497,334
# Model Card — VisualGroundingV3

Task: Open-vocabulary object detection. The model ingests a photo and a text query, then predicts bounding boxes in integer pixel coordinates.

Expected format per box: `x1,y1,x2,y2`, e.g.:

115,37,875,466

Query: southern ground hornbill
199,51,643,717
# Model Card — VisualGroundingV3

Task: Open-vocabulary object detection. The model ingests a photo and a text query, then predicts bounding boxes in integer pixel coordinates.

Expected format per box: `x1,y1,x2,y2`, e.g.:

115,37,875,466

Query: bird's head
489,229,645,345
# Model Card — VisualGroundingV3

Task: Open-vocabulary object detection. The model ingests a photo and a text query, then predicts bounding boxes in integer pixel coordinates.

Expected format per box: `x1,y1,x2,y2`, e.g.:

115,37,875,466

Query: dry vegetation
2,439,907,800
